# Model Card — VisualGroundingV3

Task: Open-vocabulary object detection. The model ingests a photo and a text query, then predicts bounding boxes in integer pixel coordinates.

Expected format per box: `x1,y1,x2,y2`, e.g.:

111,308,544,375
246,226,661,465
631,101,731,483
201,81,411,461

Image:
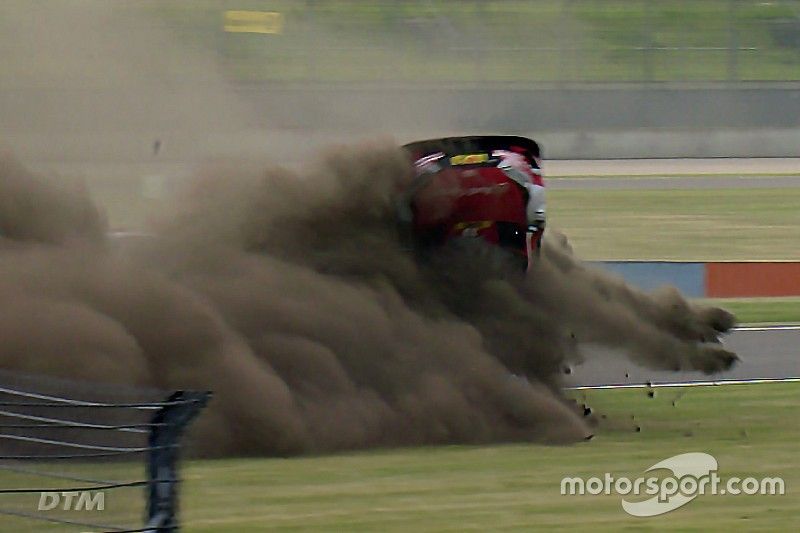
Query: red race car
400,136,546,270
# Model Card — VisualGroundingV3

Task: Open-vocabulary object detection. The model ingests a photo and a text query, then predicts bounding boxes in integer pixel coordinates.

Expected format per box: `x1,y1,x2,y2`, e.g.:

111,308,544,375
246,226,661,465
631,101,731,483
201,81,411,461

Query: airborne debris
671,389,686,406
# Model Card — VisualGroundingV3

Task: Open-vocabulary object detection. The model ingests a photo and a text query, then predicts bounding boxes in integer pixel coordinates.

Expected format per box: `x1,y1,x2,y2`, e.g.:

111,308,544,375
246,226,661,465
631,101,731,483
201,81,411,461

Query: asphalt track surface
546,158,800,177
565,326,800,388
548,175,800,190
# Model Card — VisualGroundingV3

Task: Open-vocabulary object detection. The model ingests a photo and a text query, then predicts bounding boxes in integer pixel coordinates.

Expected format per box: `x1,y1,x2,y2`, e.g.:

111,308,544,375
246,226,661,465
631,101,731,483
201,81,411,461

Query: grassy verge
548,188,800,260
179,383,798,531
94,181,800,262
0,463,146,533
704,297,800,325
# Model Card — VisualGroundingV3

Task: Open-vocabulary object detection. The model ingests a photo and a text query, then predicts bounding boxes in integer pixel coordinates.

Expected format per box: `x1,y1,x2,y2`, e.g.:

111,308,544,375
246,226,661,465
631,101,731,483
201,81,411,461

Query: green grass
0,463,147,533
576,0,800,81
548,188,800,261
178,383,799,531
705,297,800,324
146,0,800,83
93,180,800,262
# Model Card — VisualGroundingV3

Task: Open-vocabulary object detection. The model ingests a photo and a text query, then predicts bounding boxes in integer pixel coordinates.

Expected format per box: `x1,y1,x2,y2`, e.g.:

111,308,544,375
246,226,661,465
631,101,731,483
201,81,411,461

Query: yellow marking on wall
224,11,284,34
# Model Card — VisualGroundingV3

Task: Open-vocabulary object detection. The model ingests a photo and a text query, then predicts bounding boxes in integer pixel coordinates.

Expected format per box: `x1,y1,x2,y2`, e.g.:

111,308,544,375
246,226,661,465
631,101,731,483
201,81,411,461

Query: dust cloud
0,146,737,456
0,153,106,245
0,0,264,177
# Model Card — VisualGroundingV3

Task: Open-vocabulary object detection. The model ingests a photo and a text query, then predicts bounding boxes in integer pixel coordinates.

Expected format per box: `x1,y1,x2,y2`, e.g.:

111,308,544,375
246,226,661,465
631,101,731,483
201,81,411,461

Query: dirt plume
0,144,737,455
529,236,738,374
0,154,105,245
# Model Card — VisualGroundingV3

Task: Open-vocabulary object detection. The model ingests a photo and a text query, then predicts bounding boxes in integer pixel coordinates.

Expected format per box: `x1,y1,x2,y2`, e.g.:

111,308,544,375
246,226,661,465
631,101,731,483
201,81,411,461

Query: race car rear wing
403,136,541,167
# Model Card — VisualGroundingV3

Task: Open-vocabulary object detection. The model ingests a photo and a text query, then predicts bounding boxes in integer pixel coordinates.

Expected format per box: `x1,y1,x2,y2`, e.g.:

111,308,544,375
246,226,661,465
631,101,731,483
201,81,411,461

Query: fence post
559,0,572,82
727,0,740,81
145,391,211,532
642,0,655,81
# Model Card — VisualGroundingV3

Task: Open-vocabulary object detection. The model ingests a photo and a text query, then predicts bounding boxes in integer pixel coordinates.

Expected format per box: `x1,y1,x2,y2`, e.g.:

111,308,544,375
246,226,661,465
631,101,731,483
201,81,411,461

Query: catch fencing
149,0,800,83
0,371,210,532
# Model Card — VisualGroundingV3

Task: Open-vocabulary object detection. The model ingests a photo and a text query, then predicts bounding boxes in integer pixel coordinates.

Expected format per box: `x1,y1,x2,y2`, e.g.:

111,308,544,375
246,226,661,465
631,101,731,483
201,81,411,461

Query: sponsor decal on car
450,153,489,165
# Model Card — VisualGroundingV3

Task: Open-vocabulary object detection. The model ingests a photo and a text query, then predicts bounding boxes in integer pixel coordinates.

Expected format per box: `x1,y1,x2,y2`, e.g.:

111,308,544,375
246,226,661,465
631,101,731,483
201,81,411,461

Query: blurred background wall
2,0,799,160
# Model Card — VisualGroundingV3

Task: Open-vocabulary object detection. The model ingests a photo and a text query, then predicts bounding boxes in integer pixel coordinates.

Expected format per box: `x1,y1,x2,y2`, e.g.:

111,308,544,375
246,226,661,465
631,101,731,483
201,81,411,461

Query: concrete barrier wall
237,84,800,131
5,84,800,161
593,261,705,297
236,83,800,158
596,261,800,298
706,262,800,298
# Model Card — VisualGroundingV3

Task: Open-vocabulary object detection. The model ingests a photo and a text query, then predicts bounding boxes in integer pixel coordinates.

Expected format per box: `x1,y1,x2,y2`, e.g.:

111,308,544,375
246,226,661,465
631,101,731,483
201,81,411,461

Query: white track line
733,325,800,332
569,377,800,390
